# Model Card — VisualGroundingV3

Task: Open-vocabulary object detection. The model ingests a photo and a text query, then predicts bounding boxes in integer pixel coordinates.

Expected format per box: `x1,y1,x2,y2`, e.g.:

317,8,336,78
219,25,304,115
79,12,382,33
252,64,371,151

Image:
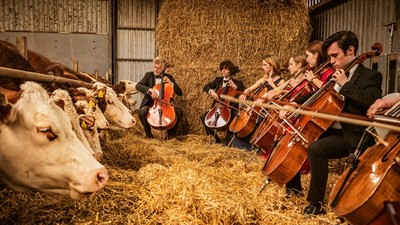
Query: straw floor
0,115,345,225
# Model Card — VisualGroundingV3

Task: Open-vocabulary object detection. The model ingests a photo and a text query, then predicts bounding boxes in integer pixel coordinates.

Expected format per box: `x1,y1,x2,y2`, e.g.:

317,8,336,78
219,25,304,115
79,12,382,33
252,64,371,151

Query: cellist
303,40,335,88
283,31,382,216
136,56,184,139
200,60,245,145
265,53,307,100
232,54,285,150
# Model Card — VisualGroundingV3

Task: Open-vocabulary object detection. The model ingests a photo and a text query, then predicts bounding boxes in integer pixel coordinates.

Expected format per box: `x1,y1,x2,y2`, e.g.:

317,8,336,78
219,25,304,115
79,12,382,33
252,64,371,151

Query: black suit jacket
339,64,382,151
136,72,183,109
295,64,382,152
203,76,246,107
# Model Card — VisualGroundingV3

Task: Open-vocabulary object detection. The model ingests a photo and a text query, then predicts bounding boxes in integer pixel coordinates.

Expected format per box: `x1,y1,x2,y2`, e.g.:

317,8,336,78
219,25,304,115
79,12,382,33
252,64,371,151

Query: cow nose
93,167,108,189
132,118,136,126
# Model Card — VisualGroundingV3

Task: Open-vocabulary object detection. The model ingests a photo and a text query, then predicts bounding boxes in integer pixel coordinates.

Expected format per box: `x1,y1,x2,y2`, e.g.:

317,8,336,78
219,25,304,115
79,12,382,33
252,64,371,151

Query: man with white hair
136,56,184,139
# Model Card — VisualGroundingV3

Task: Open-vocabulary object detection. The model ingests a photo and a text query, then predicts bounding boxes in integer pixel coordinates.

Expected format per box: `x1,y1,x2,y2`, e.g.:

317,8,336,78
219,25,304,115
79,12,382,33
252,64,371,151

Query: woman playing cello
247,54,286,103
229,54,285,150
304,40,335,88
200,60,245,145
265,53,307,100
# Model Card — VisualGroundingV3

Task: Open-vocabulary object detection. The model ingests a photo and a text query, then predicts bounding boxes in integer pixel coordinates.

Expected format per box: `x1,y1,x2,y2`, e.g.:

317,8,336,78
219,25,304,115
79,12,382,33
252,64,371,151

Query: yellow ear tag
89,100,95,108
81,121,87,129
98,90,104,99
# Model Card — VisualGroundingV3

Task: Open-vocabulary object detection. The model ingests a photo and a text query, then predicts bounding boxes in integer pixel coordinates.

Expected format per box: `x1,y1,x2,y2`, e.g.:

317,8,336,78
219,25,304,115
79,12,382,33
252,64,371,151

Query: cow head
93,82,136,130
75,88,109,130
0,82,108,199
113,80,138,112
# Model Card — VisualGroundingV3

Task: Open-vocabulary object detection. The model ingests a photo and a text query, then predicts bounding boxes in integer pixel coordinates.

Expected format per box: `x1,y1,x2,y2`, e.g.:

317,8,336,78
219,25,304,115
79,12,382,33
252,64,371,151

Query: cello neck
160,74,165,98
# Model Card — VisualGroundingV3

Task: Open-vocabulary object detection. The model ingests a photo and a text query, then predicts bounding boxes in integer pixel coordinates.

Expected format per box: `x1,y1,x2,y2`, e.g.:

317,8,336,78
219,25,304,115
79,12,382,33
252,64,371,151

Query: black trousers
138,105,183,138
288,128,348,204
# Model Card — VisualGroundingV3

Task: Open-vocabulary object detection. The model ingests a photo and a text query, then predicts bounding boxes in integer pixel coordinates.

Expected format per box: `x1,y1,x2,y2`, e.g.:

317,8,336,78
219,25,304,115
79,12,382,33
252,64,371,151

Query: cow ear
0,92,14,124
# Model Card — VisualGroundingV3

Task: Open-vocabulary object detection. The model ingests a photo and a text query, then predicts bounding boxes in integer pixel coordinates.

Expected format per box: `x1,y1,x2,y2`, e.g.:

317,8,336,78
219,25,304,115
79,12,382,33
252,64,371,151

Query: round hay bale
157,0,312,133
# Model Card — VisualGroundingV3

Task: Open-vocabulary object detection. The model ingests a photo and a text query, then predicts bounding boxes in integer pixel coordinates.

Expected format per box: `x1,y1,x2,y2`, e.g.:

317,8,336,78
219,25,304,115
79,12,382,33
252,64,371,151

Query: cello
249,61,330,152
204,80,239,131
262,43,383,186
228,77,272,138
147,74,177,130
329,103,400,225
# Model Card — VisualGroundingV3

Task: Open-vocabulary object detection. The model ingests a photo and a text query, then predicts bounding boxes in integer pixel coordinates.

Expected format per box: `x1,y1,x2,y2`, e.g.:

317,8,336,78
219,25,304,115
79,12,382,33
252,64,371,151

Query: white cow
82,83,136,130
0,82,108,199
52,89,103,161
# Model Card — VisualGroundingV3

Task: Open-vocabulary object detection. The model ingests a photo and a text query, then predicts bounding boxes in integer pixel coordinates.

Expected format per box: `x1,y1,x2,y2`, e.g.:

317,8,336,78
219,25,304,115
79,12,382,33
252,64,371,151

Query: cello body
229,83,269,138
262,83,344,185
204,86,238,131
250,79,319,151
329,131,400,225
147,82,177,130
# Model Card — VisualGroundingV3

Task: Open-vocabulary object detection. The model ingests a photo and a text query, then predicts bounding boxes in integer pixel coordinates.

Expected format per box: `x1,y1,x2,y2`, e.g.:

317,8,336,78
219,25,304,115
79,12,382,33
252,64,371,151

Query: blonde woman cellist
231,55,285,150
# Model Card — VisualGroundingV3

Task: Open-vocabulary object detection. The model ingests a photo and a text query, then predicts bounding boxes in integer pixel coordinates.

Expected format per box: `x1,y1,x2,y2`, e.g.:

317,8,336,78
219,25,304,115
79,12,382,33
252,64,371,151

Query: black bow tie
223,79,229,83
155,75,162,79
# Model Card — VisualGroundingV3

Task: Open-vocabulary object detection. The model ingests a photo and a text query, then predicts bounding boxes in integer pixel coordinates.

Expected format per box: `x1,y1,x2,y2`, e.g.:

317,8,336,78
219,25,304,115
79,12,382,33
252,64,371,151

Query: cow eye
107,99,114,104
37,127,58,141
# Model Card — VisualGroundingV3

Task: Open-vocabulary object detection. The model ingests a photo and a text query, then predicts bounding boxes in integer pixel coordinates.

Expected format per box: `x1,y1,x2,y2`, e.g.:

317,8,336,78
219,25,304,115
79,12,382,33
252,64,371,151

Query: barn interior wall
310,0,399,94
0,32,109,76
0,0,111,77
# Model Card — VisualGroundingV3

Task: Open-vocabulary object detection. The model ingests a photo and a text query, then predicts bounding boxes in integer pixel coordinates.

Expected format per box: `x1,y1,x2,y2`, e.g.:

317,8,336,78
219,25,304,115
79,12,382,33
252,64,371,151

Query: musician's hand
367,98,388,119
331,69,348,87
209,90,219,100
266,89,282,99
148,88,159,99
279,103,297,119
255,98,263,104
304,70,316,82
239,94,247,101
288,78,297,86
163,76,174,86
227,80,237,89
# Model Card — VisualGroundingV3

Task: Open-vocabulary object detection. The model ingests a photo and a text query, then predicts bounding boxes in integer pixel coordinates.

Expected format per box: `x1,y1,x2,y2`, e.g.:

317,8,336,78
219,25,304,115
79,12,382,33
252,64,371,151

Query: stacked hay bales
157,0,311,134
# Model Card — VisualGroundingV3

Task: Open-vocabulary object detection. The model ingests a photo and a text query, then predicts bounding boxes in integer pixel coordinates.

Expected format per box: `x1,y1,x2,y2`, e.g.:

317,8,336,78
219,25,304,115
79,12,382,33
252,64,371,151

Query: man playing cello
136,56,184,139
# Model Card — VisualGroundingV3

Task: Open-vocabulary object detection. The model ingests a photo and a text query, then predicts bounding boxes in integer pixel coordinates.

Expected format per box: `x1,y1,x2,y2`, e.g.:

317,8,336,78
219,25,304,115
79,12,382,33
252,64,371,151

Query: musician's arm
136,72,152,94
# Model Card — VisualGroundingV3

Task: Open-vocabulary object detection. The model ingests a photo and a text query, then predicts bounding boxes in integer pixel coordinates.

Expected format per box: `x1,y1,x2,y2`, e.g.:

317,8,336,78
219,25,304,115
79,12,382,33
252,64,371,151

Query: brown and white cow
113,79,138,112
74,87,109,130
0,82,108,199
51,89,103,161
80,83,136,130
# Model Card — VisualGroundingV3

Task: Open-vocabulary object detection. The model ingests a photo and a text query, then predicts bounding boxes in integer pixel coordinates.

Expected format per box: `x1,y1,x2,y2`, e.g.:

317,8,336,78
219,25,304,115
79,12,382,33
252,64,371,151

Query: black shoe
303,203,326,215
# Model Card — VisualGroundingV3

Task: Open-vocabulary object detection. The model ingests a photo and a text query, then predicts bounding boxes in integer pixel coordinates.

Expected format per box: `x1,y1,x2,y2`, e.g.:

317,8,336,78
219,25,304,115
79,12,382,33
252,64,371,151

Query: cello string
220,95,400,133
